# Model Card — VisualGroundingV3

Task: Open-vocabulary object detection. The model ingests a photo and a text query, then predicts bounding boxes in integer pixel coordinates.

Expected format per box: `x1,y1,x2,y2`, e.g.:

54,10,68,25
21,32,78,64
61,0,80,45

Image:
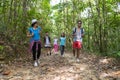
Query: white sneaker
62,55,64,57
76,58,80,62
34,61,38,67
37,60,40,64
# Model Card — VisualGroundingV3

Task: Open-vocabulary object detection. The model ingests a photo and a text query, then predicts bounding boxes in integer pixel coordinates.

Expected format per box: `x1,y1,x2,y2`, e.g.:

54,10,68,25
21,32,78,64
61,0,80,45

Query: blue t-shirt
28,26,41,42
60,37,66,46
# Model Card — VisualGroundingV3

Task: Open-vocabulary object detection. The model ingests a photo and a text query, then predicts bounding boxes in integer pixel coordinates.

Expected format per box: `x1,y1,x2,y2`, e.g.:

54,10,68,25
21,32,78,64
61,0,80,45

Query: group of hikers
27,19,84,67
43,32,66,56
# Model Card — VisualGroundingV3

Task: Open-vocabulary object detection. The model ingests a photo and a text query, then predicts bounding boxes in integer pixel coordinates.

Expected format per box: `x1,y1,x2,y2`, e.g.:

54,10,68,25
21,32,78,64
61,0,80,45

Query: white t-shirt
46,36,50,45
54,39,58,45
76,28,82,42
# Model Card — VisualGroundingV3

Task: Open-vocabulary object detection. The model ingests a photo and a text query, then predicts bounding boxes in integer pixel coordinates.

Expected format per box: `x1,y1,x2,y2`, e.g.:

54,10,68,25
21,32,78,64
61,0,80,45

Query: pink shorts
54,44,58,52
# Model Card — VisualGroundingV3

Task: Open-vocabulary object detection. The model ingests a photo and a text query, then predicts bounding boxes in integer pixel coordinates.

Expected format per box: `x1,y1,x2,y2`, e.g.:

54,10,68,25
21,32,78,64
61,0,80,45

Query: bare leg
49,48,51,55
76,49,81,62
73,48,75,57
77,49,80,59
47,48,49,56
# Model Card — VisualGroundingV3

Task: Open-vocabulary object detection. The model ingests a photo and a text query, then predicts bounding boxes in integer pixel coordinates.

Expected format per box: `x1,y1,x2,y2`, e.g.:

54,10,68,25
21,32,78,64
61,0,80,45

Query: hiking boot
47,53,49,56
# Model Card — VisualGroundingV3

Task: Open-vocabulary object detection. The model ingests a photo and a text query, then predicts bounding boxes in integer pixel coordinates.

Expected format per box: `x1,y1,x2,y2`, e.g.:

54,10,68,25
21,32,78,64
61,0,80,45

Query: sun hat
32,19,37,24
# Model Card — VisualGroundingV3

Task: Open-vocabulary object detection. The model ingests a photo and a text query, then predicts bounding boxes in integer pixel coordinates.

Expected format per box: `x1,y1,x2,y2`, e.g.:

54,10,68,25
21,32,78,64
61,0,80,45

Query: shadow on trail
39,53,72,75
0,51,120,80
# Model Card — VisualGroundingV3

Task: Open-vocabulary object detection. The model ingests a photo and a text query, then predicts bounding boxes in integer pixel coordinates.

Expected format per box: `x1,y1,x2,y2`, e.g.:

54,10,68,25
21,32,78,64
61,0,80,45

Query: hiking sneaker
50,52,51,55
34,61,38,67
62,55,64,57
47,53,49,56
76,58,80,62
37,60,40,64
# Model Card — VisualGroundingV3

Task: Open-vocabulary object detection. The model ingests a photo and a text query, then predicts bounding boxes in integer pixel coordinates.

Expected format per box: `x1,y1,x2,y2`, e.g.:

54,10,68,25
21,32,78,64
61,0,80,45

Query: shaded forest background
0,0,120,60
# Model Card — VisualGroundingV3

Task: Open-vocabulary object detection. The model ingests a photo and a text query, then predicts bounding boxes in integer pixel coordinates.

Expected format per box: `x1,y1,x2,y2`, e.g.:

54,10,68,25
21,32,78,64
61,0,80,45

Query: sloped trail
0,51,120,80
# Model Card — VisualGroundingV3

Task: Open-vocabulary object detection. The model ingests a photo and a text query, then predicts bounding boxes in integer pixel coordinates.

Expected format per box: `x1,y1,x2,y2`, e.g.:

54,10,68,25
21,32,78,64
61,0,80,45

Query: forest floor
0,50,120,80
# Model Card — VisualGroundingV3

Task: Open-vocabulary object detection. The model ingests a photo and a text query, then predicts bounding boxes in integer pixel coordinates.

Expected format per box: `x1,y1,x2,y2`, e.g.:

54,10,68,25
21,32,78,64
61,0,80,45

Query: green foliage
0,0,119,58
50,0,120,57
117,51,120,57
0,45,4,51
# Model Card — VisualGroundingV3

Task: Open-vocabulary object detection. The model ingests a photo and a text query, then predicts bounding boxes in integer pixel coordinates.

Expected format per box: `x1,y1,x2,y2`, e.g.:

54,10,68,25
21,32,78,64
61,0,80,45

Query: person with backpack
27,19,41,67
44,32,52,56
72,20,84,62
60,33,66,57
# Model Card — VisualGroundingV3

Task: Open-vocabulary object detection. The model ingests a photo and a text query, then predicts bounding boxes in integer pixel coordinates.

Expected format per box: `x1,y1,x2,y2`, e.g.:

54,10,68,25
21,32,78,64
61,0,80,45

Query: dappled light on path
0,52,120,80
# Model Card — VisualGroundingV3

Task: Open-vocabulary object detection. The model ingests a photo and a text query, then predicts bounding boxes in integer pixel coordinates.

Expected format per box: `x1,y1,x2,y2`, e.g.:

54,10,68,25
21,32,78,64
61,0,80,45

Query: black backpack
73,27,84,34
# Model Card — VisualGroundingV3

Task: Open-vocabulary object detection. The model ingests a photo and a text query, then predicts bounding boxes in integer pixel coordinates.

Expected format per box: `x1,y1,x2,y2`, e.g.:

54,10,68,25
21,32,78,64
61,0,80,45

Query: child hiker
60,33,66,57
44,32,52,56
53,37,59,54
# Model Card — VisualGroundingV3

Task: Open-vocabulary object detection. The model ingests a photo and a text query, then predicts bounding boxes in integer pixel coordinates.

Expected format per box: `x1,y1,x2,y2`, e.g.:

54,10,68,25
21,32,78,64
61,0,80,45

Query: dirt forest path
0,51,120,80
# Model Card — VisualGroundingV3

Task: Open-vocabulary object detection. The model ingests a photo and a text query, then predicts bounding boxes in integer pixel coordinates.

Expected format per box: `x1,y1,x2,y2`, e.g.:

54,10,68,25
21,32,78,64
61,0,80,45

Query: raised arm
27,28,34,37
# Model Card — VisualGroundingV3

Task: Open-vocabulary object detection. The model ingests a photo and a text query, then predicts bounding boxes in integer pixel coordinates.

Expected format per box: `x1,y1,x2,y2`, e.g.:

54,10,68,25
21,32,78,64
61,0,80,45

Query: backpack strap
73,27,76,34
81,28,84,34
73,27,84,34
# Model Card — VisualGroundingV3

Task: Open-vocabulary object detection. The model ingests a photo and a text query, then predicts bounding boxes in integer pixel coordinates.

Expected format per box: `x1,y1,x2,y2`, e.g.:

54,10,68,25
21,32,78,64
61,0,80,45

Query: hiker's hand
65,44,66,47
81,34,84,37
72,33,76,36
39,31,41,34
27,32,31,37
28,33,34,37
